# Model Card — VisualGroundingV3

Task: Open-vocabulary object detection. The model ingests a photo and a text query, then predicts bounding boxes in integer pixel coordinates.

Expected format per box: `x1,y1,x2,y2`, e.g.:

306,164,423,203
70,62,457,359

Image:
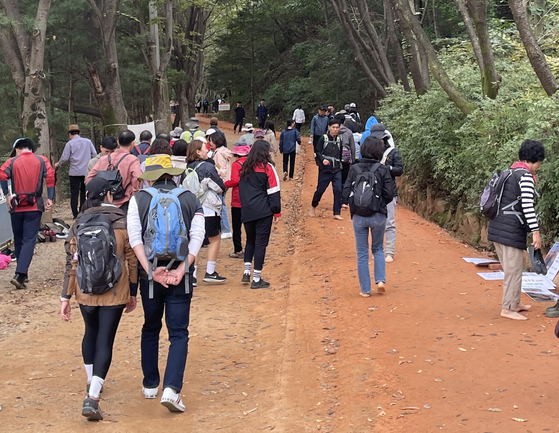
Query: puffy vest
487,168,529,250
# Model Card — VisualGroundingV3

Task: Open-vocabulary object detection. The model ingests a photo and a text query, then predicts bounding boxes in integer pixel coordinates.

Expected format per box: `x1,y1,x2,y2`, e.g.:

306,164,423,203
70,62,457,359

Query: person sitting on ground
87,136,117,176
238,123,255,146
263,120,278,162
488,139,545,321
310,118,344,220
279,119,301,181
60,175,138,421
342,137,394,297
131,130,152,158
239,140,281,289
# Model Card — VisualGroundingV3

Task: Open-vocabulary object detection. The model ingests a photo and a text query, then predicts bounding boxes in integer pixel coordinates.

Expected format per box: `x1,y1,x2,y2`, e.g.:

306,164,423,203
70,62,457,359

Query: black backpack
350,163,381,216
96,154,130,200
480,168,524,220
76,213,122,296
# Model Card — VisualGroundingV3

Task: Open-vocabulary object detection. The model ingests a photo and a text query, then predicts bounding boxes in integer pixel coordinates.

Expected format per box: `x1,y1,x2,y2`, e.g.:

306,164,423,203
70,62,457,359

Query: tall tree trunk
384,0,411,91
509,0,559,96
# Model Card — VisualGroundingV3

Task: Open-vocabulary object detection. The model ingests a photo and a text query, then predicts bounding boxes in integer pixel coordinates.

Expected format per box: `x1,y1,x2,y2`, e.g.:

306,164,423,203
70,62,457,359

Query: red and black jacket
238,163,281,223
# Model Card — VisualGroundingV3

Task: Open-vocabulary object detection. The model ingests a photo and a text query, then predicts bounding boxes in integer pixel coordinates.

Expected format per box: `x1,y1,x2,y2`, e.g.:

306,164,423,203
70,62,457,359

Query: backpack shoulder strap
381,147,393,165
107,154,112,168
134,145,141,155
114,153,130,169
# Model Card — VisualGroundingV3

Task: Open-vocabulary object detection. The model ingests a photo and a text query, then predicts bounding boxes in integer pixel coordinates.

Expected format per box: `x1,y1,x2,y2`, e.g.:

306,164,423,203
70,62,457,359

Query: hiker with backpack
238,123,256,146
342,137,395,297
87,136,117,176
238,140,281,289
310,118,344,220
335,114,356,185
369,123,403,263
127,154,205,412
224,144,251,259
185,140,228,284
310,106,329,151
180,117,205,143
60,175,139,421
485,140,545,321
212,132,234,240
0,138,55,290
131,130,152,159
279,119,301,181
87,130,142,214
139,139,182,189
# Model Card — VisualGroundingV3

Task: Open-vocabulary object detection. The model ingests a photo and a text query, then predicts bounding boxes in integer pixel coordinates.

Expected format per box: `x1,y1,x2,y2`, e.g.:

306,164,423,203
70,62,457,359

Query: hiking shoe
142,386,159,399
251,279,270,289
283,172,288,181
229,251,243,259
160,387,185,412
82,397,103,421
546,301,559,318
10,274,27,290
241,273,251,284
203,272,227,283
192,277,197,287
221,232,232,239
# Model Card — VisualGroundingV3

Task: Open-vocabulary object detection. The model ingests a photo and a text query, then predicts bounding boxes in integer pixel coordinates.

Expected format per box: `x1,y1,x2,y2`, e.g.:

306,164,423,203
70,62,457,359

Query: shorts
205,215,221,238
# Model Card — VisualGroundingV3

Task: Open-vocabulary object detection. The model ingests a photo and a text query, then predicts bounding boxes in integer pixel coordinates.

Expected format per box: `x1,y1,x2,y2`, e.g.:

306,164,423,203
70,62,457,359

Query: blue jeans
140,276,193,393
353,213,387,293
221,194,231,234
11,210,42,275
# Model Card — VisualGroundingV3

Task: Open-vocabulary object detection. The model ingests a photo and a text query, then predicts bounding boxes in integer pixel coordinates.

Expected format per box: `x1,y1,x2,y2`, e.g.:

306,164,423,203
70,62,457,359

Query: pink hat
232,145,251,156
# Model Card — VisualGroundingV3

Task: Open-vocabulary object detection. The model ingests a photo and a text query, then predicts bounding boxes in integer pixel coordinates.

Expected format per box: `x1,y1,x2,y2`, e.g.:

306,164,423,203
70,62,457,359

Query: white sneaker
142,386,159,399
160,387,185,412
221,232,232,239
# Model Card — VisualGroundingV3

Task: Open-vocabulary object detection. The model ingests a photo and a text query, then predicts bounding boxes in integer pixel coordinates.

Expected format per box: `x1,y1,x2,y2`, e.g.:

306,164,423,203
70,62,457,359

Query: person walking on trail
127,155,205,412
488,140,545,321
60,175,138,421
212,132,234,240
279,119,301,181
256,99,269,128
185,140,228,284
342,137,394,297
131,130,152,159
360,115,379,146
263,120,278,162
292,105,305,132
234,102,245,134
55,124,97,218
0,138,54,290
334,114,356,186
310,106,329,151
239,123,256,146
239,140,281,289
87,130,142,214
224,144,251,259
87,136,117,176
369,123,403,263
180,117,205,143
310,118,344,220
203,98,209,113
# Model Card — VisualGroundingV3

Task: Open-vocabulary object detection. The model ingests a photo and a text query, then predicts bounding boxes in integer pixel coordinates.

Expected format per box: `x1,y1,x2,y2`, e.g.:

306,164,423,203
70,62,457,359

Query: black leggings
80,304,125,379
244,216,273,271
283,151,296,179
231,207,243,253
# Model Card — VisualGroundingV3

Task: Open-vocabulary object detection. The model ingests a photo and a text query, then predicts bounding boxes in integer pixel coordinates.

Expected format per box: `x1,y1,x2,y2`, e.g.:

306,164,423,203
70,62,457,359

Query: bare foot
516,303,531,312
341,204,349,210
333,215,344,220
310,207,317,217
359,292,370,298
501,309,528,320
385,255,394,263
377,282,385,293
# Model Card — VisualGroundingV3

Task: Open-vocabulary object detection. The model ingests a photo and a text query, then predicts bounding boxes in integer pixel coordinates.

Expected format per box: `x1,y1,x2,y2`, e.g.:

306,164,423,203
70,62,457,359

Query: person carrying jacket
369,123,403,263
310,118,344,220
488,140,545,321
60,175,138,421
279,119,301,181
238,140,281,289
310,106,329,151
0,138,55,290
342,136,394,296
224,144,251,258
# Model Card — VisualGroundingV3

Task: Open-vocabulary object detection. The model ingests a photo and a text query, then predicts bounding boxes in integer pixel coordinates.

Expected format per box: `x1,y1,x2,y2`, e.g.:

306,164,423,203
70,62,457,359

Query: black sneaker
203,272,227,283
192,277,197,287
251,279,271,289
10,274,26,290
241,273,250,283
82,397,103,421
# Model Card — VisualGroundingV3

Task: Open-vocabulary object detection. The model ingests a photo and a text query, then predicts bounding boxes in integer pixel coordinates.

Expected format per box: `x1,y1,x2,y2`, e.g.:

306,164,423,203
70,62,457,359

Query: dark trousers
295,123,302,132
119,200,129,215
341,162,351,185
312,135,322,152
244,215,273,271
283,151,296,179
140,276,193,393
312,170,342,215
69,175,86,218
11,210,42,275
231,206,243,253
258,119,266,128
234,119,243,133
80,304,125,379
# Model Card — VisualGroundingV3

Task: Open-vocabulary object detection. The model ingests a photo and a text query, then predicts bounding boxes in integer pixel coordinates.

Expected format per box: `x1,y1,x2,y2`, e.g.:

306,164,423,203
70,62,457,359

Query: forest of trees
2,0,559,239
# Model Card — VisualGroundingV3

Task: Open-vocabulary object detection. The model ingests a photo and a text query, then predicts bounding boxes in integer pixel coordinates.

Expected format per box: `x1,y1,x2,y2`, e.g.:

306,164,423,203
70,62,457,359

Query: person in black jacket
234,102,245,134
310,118,344,220
238,140,281,289
369,123,403,263
279,119,301,181
256,100,269,128
342,137,394,296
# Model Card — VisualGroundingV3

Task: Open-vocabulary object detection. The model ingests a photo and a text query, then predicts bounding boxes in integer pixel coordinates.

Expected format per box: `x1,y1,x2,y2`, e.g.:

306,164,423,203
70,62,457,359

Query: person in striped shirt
487,140,545,321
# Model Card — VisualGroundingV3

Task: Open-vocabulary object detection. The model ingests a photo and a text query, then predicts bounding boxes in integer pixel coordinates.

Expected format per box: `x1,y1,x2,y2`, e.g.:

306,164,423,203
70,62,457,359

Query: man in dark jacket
310,106,329,151
335,114,356,185
279,119,301,181
256,100,268,128
310,118,344,220
370,123,403,262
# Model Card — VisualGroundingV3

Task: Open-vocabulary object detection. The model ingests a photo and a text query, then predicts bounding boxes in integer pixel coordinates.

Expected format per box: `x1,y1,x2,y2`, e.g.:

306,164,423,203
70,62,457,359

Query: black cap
10,138,36,157
370,123,388,139
319,105,328,111
86,174,119,200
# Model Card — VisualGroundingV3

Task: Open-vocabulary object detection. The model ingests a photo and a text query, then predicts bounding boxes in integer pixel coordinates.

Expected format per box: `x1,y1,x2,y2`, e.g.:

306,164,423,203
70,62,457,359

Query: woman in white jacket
212,132,234,240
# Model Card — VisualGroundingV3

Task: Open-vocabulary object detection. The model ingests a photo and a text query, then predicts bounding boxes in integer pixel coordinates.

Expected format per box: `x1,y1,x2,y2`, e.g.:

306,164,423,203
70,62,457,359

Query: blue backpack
143,187,189,298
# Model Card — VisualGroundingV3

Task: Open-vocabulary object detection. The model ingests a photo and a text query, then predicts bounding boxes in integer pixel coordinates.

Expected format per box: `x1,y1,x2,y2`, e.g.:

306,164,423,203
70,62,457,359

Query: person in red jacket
224,144,251,258
0,138,55,289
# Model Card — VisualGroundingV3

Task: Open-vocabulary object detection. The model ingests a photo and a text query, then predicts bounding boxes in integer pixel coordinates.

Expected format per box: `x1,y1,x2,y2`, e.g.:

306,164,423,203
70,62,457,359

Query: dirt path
0,117,557,432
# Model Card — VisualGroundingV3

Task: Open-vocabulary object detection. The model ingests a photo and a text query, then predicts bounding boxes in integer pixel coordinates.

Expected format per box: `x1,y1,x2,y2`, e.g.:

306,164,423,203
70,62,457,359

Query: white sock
244,262,251,274
207,261,216,275
193,266,197,279
253,270,262,282
85,364,93,384
89,376,104,399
